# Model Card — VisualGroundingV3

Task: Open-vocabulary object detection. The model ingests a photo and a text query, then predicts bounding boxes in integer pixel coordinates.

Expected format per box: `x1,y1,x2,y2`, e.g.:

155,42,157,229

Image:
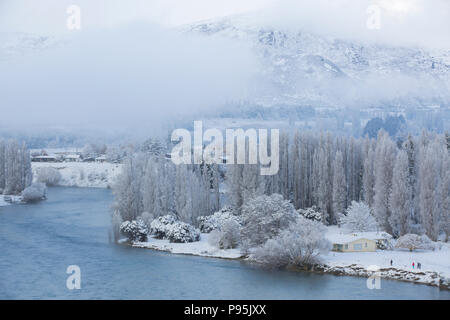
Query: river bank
0,194,23,207
129,235,450,290
2,187,449,299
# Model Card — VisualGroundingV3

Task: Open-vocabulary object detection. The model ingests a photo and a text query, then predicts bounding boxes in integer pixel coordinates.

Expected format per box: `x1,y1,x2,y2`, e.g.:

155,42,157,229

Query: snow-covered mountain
184,15,450,109
2,14,449,111
0,32,64,61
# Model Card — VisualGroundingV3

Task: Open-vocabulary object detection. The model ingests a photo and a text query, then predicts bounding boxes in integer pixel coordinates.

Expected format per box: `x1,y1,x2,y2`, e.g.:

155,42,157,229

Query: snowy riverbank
315,263,448,289
129,233,450,289
319,245,450,289
32,162,122,188
0,195,23,207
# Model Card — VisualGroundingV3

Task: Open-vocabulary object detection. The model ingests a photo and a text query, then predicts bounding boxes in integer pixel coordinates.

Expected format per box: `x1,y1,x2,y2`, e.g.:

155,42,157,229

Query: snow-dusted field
32,162,122,188
133,233,244,259
322,245,450,279
131,226,449,288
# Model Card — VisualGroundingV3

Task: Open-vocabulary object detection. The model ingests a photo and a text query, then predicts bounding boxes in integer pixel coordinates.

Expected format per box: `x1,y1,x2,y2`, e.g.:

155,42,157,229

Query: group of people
389,260,422,270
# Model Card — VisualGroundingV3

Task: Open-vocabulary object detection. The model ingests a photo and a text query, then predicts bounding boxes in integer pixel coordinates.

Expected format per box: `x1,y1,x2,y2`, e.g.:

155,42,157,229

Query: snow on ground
322,245,450,279
130,226,449,288
320,226,450,288
323,226,450,278
32,162,122,188
132,233,244,259
0,195,23,207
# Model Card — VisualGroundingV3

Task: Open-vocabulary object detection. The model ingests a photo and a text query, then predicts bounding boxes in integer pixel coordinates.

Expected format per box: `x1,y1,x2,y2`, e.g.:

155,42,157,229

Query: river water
0,187,448,299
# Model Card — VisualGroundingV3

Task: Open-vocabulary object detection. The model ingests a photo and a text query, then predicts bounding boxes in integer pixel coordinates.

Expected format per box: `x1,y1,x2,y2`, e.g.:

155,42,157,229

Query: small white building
326,229,392,252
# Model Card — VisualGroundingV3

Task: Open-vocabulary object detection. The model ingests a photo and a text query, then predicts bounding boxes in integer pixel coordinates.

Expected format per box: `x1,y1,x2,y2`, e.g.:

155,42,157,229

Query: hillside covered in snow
185,14,450,109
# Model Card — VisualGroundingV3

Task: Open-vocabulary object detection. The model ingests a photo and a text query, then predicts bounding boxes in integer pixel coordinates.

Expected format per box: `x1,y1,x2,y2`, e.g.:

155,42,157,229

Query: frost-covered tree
0,139,5,193
313,134,333,224
341,201,377,232
166,221,200,243
252,216,331,268
389,150,412,237
0,140,32,195
208,219,241,249
198,206,238,233
150,215,200,243
112,154,146,222
240,194,297,251
113,152,213,230
21,182,47,203
36,167,62,186
419,139,449,241
82,143,107,158
402,134,418,225
395,234,434,252
120,219,149,242
150,215,177,239
332,151,347,221
373,131,397,233
297,206,322,222
226,164,244,212
140,137,165,156
362,139,376,207
175,164,208,225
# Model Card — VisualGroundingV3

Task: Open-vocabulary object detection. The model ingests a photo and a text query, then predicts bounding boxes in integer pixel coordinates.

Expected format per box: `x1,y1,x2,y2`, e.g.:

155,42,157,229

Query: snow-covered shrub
149,215,200,243
208,230,222,248
297,206,322,222
252,216,331,268
395,234,435,252
140,211,153,228
341,201,378,232
36,167,62,186
150,215,177,239
240,194,297,251
197,206,239,233
166,221,200,243
21,182,47,202
208,219,241,249
120,219,149,242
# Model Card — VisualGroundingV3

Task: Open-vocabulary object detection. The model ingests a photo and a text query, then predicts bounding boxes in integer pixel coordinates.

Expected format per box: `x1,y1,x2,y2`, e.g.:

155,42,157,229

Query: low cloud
0,23,257,129
258,0,450,49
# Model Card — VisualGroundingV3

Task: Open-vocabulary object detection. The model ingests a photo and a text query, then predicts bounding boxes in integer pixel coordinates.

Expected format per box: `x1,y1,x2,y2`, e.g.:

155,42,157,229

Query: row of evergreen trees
112,129,449,241
227,130,449,241
112,154,220,232
0,139,32,195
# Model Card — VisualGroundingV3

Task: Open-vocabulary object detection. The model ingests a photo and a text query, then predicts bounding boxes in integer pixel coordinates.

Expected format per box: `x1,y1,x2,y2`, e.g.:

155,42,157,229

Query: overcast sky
1,0,449,48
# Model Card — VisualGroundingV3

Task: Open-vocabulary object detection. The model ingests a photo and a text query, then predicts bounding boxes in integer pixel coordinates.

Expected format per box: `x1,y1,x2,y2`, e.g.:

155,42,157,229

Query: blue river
0,187,448,299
